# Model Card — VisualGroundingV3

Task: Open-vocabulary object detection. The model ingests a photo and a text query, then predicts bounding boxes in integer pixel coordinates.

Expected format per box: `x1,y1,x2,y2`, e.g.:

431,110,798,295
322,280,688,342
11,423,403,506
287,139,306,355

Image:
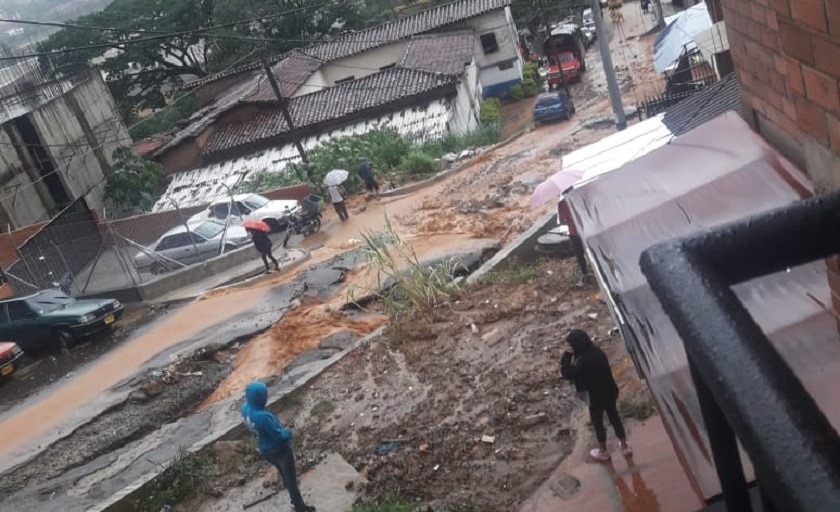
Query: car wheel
56,328,74,353
150,262,168,275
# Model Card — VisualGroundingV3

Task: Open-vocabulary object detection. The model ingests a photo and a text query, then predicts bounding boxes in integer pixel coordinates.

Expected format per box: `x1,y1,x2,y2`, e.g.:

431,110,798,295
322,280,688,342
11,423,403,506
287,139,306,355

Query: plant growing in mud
137,448,214,512
350,215,464,318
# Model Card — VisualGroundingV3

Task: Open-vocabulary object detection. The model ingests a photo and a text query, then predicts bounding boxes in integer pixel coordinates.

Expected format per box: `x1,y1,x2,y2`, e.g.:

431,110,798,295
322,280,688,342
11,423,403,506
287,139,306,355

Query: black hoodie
560,329,619,406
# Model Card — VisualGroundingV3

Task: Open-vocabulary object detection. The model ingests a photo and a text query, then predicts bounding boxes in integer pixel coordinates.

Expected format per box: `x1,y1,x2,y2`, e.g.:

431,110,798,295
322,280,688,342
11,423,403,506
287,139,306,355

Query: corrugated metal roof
204,67,457,156
302,0,510,62
662,73,744,136
401,32,475,75
566,113,817,501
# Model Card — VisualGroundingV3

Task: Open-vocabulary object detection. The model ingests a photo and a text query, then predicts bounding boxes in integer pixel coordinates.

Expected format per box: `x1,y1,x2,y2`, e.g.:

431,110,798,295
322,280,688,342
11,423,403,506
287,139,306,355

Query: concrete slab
519,414,703,512
197,453,366,512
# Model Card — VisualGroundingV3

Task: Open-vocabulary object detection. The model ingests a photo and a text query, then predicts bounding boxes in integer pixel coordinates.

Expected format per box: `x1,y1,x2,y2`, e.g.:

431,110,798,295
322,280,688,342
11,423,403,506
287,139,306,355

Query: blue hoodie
241,381,292,453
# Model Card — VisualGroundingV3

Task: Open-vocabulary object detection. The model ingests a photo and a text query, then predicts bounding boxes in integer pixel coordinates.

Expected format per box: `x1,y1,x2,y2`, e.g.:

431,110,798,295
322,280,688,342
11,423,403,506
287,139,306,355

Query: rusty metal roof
566,113,824,501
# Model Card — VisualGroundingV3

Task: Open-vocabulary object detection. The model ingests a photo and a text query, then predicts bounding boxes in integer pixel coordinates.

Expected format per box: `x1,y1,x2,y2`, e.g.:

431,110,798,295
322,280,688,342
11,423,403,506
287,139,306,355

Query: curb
379,126,531,199
95,325,386,512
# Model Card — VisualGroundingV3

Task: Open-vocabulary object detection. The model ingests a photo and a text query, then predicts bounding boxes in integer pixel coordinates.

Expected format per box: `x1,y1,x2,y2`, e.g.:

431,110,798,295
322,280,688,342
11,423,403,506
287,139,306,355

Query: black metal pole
261,57,309,166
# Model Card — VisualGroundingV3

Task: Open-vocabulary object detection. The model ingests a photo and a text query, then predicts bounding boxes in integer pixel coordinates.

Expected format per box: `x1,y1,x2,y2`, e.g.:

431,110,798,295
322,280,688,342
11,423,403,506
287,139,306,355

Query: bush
479,98,501,124
400,150,438,175
509,84,525,100
104,148,164,213
523,61,542,86
522,78,539,97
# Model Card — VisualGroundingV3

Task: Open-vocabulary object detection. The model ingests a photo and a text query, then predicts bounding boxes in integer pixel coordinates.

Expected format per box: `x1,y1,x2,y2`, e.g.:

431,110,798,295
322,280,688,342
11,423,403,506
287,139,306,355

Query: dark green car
0,290,124,352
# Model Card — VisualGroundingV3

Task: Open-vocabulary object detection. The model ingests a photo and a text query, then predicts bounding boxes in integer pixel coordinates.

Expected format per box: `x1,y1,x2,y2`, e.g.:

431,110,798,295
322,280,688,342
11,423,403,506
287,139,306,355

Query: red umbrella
242,220,271,232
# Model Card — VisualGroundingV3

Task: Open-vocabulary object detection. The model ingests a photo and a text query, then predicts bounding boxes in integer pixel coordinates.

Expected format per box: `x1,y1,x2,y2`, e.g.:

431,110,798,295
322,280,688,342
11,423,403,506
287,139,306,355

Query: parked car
534,92,576,124
134,220,251,275
190,194,301,233
0,341,24,379
0,290,124,352
547,52,582,88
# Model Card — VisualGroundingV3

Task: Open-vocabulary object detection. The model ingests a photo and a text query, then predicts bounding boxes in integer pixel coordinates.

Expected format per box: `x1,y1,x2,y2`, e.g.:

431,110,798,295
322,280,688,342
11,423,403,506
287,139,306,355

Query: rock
523,412,548,427
419,443,429,452
284,350,335,371
481,328,503,345
345,480,355,491
209,486,224,497
442,152,458,162
142,380,165,397
393,468,406,480
236,476,247,486
318,331,359,351
213,440,245,460
480,435,496,444
549,473,581,499
128,390,149,403
587,313,599,320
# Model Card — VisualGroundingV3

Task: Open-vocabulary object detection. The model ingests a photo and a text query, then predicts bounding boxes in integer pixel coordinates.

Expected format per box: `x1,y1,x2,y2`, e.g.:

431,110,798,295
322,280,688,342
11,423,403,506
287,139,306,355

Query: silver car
134,220,251,275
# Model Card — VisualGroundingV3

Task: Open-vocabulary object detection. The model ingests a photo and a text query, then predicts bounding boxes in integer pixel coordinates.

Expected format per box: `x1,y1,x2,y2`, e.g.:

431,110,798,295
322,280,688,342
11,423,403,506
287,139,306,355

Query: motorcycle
282,199,322,247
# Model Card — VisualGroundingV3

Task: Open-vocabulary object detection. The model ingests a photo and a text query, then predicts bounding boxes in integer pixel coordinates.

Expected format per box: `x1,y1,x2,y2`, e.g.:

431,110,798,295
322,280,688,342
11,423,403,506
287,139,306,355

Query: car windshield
559,53,575,63
536,96,563,107
28,290,75,312
192,221,225,240
242,195,270,210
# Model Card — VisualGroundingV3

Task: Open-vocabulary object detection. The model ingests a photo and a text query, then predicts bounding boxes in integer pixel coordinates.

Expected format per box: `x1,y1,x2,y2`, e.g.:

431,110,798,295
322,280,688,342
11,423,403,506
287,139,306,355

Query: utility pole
261,57,310,168
652,0,666,29
590,0,627,130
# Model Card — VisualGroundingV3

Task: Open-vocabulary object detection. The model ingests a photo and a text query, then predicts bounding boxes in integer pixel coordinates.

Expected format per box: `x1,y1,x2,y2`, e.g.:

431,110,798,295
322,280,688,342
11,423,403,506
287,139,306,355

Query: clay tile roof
302,0,510,62
401,31,475,75
204,67,457,156
246,52,322,102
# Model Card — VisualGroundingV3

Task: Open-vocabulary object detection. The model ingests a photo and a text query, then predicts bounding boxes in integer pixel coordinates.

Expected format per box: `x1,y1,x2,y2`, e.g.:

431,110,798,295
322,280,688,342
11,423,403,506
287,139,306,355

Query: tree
38,0,212,116
104,148,165,214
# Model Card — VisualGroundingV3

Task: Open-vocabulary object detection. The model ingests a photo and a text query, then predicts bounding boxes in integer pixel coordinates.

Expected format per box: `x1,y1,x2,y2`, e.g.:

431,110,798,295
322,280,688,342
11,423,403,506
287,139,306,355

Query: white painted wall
0,130,50,226
299,41,409,91
447,62,481,135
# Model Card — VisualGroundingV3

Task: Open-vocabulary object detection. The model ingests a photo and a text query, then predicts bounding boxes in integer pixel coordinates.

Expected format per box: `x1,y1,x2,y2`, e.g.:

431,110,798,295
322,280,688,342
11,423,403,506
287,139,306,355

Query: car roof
536,92,566,100
159,219,224,238
208,193,262,205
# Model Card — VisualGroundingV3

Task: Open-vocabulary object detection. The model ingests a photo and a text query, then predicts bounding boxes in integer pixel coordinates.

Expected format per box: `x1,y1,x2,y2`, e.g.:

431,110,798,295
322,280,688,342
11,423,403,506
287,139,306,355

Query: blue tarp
653,2,712,73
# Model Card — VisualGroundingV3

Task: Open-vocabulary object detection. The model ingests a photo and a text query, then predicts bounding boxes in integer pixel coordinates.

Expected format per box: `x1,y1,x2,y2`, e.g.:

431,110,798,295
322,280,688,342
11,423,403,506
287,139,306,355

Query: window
156,233,193,251
242,194,270,210
193,221,225,240
7,301,34,321
498,61,514,70
334,76,355,85
480,33,499,55
210,203,229,220
233,202,251,215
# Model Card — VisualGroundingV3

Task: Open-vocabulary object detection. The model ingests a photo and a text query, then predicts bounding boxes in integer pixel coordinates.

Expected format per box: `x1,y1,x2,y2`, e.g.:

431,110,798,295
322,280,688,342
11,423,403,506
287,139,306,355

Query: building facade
715,0,839,191
0,72,129,228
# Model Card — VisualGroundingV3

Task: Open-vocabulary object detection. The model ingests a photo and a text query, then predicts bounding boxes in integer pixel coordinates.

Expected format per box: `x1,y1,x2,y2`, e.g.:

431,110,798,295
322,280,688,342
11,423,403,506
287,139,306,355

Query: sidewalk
520,414,702,512
153,246,308,303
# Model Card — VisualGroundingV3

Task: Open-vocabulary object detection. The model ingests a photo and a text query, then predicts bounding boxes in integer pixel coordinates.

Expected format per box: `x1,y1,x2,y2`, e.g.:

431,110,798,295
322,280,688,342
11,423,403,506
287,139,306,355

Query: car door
169,233,201,265
6,300,48,348
192,232,219,259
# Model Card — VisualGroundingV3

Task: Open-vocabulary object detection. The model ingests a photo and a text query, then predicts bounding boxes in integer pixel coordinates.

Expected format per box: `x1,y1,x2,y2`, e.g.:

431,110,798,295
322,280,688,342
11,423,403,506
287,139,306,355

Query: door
155,233,198,267
6,300,49,350
192,232,219,259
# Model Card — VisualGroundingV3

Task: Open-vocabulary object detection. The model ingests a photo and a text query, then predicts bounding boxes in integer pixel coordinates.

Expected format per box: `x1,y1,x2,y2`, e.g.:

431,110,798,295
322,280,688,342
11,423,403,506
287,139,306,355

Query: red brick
778,18,815,64
786,57,806,94
802,66,840,111
781,95,797,119
828,113,840,151
768,0,790,16
812,33,840,80
762,29,780,51
774,54,787,74
794,94,830,143
766,10,779,31
791,0,828,32
750,3,768,23
828,1,840,37
768,70,788,94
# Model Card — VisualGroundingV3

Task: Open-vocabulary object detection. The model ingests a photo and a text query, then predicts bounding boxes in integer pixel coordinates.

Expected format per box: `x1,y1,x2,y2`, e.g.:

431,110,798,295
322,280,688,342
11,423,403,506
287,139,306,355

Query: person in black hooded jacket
561,329,632,462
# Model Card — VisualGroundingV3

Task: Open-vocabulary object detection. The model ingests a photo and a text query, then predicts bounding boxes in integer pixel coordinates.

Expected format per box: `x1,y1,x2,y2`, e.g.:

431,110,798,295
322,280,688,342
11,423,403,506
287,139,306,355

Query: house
150,31,482,209
0,71,129,228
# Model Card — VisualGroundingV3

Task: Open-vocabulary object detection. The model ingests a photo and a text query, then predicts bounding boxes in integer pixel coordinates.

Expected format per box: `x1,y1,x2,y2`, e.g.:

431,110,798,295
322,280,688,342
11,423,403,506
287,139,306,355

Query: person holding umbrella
243,220,280,273
323,169,350,222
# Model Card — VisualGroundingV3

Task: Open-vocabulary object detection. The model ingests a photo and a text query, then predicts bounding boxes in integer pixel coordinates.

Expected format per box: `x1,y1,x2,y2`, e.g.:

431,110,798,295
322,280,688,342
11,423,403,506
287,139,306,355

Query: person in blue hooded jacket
242,381,315,512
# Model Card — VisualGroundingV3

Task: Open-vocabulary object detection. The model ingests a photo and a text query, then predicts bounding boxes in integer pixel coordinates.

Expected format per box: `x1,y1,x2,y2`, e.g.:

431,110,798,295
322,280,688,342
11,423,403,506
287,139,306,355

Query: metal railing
639,190,840,512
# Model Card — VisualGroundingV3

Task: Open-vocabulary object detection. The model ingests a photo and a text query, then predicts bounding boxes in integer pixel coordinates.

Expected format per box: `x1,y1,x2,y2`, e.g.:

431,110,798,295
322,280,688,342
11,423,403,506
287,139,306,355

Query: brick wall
721,0,840,190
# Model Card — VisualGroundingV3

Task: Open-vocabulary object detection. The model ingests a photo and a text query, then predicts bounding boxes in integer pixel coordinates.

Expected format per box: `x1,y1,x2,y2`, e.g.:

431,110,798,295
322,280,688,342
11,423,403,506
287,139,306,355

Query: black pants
333,200,349,221
262,443,306,509
570,234,588,275
589,398,626,444
260,250,279,270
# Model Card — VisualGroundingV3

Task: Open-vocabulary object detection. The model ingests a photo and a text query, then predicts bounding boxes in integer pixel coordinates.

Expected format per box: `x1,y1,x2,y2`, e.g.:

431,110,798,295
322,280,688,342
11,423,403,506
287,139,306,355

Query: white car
189,193,301,232
134,220,251,275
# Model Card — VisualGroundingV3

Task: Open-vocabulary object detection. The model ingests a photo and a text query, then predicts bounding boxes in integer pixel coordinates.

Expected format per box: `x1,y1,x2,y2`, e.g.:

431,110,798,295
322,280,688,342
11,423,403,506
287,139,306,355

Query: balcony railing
639,190,840,512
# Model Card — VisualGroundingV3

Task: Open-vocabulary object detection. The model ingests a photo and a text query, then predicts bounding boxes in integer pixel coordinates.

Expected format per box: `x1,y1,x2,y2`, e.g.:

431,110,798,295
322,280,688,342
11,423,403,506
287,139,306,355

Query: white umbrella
323,169,349,187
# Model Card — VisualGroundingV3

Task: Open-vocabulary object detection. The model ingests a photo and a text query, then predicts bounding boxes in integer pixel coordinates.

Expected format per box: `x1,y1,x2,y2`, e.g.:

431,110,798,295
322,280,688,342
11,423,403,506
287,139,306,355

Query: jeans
589,398,626,444
262,443,305,509
260,251,279,270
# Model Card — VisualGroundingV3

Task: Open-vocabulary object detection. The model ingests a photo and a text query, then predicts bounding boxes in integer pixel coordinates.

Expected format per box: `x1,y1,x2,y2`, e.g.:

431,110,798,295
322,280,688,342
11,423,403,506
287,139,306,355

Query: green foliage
479,98,502,125
235,169,301,195
509,84,525,100
399,150,438,175
129,95,198,140
521,78,539,97
523,62,542,84
104,148,164,213
351,497,416,512
473,263,541,286
137,448,213,512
